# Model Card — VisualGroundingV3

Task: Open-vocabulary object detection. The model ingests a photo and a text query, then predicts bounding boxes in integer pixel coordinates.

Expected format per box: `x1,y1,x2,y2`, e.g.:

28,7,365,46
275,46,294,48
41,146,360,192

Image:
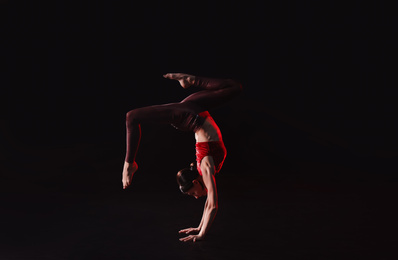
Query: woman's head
176,163,207,199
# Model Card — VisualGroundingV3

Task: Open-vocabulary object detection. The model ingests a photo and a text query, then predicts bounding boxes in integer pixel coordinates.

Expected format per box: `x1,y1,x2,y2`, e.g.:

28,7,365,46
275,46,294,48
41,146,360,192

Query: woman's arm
198,156,218,238
198,199,209,230
179,156,218,242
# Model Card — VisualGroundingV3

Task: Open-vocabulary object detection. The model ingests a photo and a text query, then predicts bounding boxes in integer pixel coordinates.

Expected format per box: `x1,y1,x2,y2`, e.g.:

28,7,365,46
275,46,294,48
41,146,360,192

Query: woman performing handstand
122,73,242,242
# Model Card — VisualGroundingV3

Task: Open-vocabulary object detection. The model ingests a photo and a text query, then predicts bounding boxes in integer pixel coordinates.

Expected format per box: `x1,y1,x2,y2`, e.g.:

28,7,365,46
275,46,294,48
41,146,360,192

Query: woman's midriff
195,118,222,143
195,140,227,175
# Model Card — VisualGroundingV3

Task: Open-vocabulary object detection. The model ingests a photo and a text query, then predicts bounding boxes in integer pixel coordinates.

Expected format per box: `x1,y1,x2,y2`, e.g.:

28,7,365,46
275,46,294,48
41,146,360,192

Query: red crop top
195,141,227,175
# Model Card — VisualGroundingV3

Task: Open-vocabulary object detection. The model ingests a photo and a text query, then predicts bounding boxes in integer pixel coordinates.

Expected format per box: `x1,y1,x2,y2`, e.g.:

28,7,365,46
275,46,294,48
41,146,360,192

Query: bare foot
163,73,196,89
122,161,138,189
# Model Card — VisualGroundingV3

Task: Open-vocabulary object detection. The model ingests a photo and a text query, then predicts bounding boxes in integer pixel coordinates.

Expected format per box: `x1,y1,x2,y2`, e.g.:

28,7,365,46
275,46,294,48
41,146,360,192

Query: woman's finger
179,235,193,242
184,236,193,242
179,227,194,233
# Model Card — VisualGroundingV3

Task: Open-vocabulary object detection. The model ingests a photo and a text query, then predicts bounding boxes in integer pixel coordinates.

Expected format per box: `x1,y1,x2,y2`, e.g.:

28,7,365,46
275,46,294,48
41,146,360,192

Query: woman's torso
194,114,222,143
194,112,227,175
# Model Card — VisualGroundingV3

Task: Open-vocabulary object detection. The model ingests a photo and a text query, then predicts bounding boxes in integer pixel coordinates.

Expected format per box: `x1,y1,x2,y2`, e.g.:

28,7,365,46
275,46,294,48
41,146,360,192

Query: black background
1,1,397,259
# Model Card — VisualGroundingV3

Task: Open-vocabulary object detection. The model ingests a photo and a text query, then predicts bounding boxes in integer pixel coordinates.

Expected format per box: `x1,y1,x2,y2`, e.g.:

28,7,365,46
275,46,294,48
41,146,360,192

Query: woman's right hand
179,227,200,235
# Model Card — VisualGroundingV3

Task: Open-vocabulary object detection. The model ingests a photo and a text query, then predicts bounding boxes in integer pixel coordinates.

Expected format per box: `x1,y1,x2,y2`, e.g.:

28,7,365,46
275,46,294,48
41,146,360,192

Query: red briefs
195,141,227,175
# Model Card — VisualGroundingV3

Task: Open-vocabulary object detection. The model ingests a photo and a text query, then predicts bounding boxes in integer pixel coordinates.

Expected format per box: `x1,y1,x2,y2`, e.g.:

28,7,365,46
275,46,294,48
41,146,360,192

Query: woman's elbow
210,206,218,214
207,202,218,211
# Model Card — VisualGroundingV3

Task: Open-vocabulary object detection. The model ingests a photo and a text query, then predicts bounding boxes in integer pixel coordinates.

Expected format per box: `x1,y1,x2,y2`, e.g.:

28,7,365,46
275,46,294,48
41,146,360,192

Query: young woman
122,73,242,242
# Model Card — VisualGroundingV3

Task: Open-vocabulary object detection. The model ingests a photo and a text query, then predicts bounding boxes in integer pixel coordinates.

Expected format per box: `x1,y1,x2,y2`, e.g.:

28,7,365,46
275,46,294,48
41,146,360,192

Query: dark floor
1,143,397,260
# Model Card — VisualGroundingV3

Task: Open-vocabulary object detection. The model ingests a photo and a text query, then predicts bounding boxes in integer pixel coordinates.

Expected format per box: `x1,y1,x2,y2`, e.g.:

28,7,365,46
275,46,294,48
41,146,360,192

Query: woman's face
185,179,207,199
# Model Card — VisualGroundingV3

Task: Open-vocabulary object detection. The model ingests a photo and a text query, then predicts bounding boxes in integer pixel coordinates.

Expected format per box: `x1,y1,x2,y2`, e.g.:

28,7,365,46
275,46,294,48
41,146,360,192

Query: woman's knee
126,109,140,125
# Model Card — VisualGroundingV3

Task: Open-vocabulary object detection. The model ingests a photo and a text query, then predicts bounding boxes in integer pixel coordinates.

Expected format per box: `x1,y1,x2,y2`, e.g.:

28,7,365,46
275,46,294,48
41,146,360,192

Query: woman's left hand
179,234,204,243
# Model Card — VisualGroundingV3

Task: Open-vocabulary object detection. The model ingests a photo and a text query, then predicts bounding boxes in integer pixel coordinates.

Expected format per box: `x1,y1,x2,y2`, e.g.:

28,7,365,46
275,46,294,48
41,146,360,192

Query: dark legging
125,76,242,163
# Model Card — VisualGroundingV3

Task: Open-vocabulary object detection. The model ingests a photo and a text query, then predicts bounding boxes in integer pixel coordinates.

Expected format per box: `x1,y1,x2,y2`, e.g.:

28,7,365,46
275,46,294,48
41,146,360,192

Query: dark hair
176,163,199,193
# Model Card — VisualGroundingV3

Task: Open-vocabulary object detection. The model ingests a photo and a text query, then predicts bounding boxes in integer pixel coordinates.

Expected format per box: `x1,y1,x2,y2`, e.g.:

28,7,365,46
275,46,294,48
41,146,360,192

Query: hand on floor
179,234,204,243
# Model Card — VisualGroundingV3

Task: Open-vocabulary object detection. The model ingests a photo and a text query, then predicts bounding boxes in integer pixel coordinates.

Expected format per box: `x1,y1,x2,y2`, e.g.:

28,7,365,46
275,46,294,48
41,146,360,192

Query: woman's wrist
198,230,205,238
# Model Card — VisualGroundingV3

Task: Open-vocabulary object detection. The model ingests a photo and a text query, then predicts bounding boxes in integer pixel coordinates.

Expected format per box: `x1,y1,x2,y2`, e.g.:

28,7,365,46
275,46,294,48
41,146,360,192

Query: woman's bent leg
125,102,202,163
123,102,199,189
126,76,242,162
